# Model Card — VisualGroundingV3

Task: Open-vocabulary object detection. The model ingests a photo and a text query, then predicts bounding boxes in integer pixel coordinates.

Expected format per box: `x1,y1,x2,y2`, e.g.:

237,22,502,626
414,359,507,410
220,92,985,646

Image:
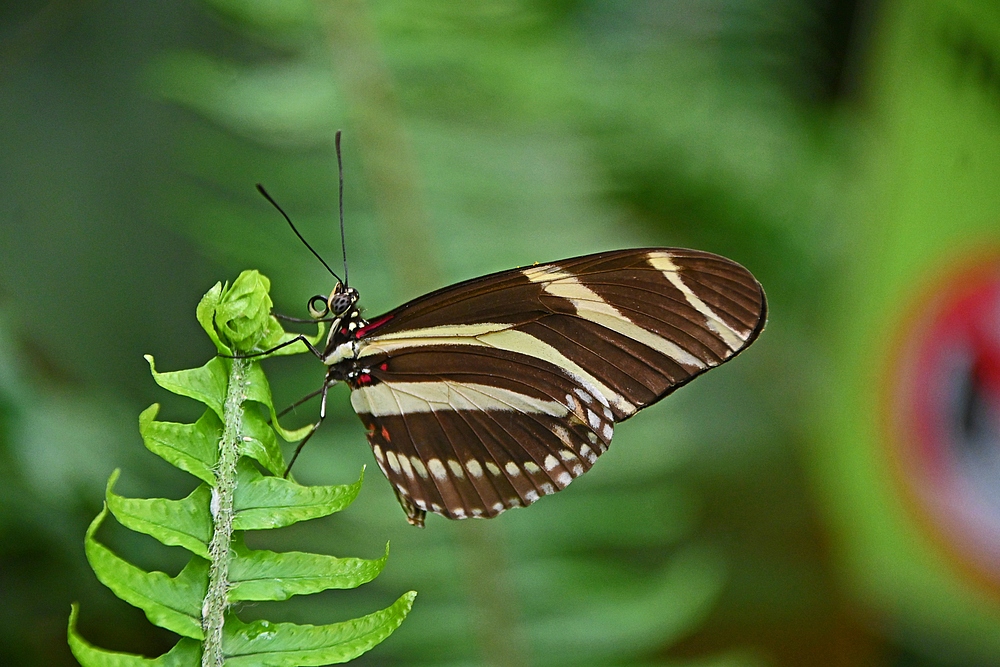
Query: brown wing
349,248,766,525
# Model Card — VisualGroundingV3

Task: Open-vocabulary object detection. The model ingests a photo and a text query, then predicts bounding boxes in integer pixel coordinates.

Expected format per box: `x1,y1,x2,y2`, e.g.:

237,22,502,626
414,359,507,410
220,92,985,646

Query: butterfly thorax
324,330,394,390
322,311,366,362
320,297,398,389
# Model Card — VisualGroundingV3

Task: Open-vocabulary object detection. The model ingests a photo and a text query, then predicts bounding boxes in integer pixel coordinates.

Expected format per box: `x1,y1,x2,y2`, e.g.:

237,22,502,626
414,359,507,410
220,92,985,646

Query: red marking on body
355,314,395,339
358,374,372,385
380,426,391,441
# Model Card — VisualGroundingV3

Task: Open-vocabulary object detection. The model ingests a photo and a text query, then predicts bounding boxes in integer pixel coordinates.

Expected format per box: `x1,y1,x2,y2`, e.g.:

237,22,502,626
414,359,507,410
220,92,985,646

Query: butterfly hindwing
350,345,612,525
328,248,766,525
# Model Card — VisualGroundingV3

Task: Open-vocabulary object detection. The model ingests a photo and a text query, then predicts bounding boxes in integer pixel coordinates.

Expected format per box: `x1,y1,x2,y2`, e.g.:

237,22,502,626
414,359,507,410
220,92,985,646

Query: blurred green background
4,0,1000,665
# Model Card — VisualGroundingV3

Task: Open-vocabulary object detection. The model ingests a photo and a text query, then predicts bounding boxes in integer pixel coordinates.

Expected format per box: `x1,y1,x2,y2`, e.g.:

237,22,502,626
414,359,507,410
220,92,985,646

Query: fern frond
69,270,414,666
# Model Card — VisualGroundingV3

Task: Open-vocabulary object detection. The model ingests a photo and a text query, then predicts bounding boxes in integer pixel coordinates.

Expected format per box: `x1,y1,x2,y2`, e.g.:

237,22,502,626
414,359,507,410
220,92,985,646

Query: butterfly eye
307,295,329,318
330,292,355,315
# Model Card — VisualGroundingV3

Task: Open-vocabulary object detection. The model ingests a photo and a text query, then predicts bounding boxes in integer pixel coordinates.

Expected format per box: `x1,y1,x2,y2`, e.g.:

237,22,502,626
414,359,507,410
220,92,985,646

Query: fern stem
202,356,248,666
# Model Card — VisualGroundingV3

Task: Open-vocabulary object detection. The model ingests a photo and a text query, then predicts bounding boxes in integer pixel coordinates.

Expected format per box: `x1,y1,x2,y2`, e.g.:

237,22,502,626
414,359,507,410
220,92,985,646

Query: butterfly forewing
333,248,766,526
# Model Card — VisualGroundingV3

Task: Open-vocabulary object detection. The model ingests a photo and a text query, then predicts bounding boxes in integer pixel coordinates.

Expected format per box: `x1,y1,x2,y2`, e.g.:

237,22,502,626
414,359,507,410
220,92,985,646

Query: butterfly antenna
256,184,343,284
335,130,349,287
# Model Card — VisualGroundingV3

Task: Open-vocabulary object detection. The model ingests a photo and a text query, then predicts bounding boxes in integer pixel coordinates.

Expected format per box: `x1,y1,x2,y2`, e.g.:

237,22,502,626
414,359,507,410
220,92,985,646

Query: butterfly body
300,247,766,527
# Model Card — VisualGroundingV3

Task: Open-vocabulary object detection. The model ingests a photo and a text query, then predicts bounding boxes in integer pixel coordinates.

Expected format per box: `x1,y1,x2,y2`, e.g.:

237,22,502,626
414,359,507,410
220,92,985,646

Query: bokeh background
4,0,1000,665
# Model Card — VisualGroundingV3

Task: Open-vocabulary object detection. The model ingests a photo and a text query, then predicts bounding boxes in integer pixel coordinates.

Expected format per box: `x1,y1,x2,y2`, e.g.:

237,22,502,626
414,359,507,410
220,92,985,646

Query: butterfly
273,245,766,527
257,135,766,527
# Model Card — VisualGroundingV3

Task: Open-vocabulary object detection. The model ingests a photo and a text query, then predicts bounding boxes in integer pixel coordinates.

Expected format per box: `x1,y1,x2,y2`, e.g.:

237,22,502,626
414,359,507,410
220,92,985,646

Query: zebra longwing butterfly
284,246,766,527
259,134,765,527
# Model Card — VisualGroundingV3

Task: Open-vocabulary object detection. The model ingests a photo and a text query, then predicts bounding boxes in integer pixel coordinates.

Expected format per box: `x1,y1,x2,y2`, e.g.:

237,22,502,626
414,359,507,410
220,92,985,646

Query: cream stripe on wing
522,264,707,369
364,322,508,342
359,325,635,416
351,380,571,418
645,251,745,350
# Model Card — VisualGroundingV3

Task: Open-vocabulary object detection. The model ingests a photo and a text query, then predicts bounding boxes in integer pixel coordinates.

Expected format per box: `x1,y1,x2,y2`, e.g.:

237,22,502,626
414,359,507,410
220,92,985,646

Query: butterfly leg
272,312,340,324
282,378,335,477
228,334,325,360
276,386,325,419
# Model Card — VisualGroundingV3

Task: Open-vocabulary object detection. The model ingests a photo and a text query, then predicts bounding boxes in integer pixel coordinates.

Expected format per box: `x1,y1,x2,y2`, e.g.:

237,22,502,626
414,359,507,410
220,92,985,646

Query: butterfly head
308,283,360,319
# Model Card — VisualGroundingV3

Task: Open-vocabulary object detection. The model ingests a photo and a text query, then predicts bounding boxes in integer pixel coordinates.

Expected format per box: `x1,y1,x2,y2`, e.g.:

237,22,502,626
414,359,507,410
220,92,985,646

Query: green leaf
243,362,314,441
85,507,206,639
228,534,387,601
196,280,231,356
197,271,325,361
145,355,228,420
239,409,286,477
232,460,363,530
139,402,287,481
105,470,212,559
222,591,417,666
139,405,220,485
68,605,202,667
213,270,274,353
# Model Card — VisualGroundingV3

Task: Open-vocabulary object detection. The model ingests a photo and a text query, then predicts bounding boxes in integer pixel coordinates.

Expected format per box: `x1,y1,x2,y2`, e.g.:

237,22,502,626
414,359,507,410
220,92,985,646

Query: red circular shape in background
892,259,1000,583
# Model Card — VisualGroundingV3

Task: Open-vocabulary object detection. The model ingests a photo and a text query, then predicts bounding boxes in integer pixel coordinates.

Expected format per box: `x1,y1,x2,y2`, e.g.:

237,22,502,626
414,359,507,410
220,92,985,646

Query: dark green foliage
135,3,828,666
68,272,414,665
2,0,863,665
